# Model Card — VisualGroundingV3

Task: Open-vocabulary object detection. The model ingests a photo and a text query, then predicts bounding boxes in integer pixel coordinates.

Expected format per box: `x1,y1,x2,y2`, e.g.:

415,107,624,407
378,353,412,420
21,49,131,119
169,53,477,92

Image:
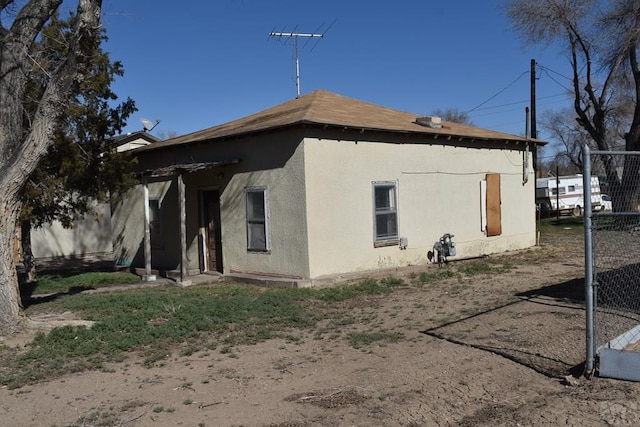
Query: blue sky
101,0,573,140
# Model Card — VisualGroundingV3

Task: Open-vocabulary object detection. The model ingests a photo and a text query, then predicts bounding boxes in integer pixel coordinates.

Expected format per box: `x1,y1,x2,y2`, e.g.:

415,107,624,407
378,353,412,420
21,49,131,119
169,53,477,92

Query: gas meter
433,233,456,265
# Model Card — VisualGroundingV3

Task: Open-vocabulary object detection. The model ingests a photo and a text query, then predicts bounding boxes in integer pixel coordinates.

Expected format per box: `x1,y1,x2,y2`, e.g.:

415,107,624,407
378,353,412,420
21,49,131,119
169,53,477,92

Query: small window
246,188,269,252
568,185,576,192
373,182,398,243
149,199,163,249
551,187,567,196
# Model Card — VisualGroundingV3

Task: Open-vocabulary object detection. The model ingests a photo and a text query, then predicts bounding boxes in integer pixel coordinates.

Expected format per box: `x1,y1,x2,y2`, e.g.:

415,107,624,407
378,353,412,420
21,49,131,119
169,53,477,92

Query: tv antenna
269,22,333,98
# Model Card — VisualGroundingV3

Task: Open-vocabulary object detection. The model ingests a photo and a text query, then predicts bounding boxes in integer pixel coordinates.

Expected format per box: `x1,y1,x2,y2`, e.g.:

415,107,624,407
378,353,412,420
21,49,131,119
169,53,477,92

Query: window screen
373,182,398,242
246,188,268,251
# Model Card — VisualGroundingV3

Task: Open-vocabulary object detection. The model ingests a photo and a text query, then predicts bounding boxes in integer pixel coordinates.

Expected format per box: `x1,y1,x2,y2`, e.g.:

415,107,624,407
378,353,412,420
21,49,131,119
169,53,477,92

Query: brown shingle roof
137,90,544,151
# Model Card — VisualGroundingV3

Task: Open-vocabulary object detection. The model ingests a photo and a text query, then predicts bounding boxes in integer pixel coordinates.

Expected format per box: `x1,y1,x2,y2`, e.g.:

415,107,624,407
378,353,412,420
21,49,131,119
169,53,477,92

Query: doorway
201,190,223,273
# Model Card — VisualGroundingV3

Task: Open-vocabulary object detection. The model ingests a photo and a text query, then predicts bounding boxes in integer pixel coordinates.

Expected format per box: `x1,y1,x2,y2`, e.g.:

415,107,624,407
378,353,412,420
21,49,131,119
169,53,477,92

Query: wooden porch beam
178,173,192,286
142,177,156,281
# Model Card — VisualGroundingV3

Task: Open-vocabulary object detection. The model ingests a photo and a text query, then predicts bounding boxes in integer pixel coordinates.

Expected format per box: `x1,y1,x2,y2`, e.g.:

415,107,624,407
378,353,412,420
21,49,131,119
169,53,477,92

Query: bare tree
506,0,640,211
430,107,474,125
540,108,592,173
155,129,179,140
0,0,103,334
541,103,630,176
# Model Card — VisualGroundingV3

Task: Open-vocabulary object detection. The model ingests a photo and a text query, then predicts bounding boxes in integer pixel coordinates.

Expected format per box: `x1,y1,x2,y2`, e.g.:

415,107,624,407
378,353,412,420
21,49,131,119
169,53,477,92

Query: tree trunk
620,156,640,212
21,221,37,283
0,0,103,335
0,201,25,335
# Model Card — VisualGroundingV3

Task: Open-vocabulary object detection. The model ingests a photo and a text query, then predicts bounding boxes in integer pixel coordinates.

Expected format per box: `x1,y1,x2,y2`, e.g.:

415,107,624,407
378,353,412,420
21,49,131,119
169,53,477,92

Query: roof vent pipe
415,116,442,129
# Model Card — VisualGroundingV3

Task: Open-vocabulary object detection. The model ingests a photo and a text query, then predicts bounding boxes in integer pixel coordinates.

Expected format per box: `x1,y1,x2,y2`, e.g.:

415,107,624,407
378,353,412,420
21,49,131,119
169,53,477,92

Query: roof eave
135,119,546,154
300,120,547,146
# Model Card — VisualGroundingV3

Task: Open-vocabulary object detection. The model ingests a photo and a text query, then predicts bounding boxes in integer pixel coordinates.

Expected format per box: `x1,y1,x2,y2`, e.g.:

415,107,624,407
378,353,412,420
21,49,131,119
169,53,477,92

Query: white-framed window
149,198,163,249
246,187,269,252
373,181,398,244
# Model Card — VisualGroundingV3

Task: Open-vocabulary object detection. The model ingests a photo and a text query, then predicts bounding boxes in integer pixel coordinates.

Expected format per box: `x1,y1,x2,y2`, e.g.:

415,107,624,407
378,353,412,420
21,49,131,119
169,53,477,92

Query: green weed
314,279,393,302
379,277,404,287
347,330,405,349
22,271,140,294
417,270,455,284
456,260,512,276
1,256,523,389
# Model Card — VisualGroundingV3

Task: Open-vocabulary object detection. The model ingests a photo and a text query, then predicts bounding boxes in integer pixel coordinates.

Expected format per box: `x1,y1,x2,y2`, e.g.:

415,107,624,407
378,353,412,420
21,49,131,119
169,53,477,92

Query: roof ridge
136,90,543,152
300,89,329,122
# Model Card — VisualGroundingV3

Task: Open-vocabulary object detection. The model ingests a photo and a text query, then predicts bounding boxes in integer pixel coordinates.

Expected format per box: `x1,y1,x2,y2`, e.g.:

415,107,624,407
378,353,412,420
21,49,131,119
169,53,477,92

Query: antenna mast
269,31,323,98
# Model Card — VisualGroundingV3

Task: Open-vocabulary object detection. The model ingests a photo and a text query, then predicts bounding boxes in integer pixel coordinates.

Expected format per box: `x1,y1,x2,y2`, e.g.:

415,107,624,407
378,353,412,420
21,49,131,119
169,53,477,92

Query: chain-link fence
584,147,640,377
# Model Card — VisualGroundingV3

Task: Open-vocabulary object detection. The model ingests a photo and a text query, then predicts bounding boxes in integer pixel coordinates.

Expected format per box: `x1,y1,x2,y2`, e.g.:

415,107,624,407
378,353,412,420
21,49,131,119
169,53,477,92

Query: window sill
374,240,399,248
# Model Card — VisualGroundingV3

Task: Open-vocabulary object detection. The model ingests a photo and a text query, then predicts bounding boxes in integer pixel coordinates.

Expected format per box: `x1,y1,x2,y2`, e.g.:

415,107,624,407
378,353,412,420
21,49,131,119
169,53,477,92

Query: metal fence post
583,145,595,374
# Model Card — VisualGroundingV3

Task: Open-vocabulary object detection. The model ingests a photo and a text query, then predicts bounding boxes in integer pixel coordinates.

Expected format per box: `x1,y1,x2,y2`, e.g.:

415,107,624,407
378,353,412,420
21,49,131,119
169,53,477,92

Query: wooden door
202,190,223,273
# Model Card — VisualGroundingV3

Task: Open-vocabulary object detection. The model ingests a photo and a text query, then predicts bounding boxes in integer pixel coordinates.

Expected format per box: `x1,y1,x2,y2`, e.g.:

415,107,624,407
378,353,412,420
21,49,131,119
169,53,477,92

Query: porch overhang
139,158,240,285
140,159,241,178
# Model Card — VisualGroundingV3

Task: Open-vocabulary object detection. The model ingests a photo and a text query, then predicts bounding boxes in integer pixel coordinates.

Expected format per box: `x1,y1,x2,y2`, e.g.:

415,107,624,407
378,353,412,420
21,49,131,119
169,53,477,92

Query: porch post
142,176,156,281
178,172,192,286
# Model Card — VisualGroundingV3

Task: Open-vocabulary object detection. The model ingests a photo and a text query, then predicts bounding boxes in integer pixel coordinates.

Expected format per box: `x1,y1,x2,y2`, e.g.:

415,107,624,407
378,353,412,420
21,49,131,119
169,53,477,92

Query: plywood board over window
486,173,502,236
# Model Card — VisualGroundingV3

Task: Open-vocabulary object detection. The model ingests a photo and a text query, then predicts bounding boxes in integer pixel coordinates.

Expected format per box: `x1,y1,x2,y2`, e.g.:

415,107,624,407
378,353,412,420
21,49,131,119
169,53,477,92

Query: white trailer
536,174,603,216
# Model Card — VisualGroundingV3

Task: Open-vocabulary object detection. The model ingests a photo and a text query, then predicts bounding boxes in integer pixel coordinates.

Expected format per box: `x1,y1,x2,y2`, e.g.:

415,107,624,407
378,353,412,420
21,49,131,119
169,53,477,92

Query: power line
537,63,572,83
470,93,568,114
465,71,529,114
464,63,573,118
537,63,573,93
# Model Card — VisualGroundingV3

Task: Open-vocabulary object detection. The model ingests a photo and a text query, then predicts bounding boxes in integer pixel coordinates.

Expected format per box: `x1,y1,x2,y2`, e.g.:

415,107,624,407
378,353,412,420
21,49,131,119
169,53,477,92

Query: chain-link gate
584,146,640,380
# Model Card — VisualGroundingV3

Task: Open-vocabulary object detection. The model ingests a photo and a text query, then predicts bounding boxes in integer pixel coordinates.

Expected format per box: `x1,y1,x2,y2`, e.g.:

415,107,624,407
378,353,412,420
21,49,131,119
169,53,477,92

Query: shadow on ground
516,277,584,302
17,257,124,308
422,276,587,379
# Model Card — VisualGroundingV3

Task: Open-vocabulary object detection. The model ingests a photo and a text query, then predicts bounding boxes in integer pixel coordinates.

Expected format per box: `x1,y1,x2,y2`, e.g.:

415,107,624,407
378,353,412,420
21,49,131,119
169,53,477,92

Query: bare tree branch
506,0,640,210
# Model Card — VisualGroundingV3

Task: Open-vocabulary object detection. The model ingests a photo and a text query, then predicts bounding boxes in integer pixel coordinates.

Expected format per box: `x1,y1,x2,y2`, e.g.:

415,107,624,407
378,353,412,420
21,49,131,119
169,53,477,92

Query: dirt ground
2,226,640,427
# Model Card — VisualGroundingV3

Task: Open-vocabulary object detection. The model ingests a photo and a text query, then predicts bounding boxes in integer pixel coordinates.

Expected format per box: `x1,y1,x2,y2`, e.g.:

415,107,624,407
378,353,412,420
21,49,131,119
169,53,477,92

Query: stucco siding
31,202,113,259
114,129,535,281
216,138,309,278
118,131,311,278
112,179,175,268
303,138,536,278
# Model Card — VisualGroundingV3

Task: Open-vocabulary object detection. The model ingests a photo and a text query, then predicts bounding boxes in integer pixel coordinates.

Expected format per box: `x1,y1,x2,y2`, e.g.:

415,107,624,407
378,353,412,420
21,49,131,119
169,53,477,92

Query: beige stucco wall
112,179,175,268
114,130,311,278
189,134,310,278
114,128,536,281
303,137,536,279
32,202,113,259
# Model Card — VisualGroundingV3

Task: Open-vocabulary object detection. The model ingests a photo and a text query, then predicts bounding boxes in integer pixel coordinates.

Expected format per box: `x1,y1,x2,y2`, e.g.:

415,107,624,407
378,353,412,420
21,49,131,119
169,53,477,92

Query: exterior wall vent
415,116,442,129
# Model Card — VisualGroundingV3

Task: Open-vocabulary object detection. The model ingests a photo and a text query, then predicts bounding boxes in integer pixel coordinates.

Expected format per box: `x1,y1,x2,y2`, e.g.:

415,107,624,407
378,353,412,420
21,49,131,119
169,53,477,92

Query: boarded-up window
486,173,502,236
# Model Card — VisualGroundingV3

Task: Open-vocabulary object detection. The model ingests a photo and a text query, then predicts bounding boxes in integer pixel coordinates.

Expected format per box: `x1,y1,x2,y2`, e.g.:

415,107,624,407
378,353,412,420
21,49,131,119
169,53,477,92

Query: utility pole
530,59,537,140
531,59,540,243
269,31,324,98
